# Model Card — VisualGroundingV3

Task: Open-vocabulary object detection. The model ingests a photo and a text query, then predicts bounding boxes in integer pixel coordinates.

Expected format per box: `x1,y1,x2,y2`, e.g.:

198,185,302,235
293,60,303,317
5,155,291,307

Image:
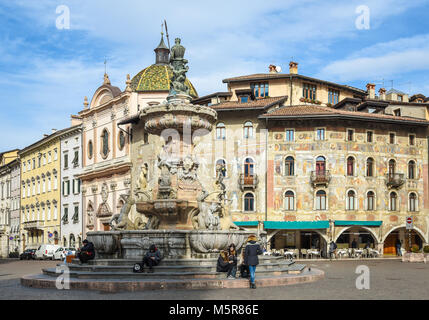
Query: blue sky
1,0,429,151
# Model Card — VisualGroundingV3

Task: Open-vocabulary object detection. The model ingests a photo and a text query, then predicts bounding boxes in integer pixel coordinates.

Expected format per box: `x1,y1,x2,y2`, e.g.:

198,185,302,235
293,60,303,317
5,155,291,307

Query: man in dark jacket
244,234,262,289
77,239,95,264
328,241,337,260
142,244,162,272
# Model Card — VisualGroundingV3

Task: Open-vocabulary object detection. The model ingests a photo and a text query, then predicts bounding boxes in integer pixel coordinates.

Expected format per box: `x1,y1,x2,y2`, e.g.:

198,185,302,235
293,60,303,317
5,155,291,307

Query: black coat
145,249,161,263
217,256,231,272
244,241,262,266
81,242,95,256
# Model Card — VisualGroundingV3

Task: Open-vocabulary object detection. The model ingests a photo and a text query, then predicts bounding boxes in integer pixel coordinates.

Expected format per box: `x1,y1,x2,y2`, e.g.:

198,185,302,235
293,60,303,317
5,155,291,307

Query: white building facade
59,126,83,249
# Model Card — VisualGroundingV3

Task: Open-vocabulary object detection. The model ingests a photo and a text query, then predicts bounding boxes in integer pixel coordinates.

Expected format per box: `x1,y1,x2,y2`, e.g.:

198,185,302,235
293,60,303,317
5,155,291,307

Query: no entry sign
406,216,413,230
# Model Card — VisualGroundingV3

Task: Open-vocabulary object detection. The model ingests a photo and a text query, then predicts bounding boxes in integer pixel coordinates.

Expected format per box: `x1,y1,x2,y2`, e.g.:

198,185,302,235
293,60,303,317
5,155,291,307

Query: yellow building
19,129,66,250
0,149,19,166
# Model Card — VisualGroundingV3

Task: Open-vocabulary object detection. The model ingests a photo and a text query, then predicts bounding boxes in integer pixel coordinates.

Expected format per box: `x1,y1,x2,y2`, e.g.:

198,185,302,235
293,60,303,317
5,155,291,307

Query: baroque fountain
87,38,261,260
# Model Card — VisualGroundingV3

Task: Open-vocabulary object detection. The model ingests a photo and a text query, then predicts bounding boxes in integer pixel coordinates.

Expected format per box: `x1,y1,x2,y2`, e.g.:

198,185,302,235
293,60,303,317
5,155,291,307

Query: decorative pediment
97,202,112,218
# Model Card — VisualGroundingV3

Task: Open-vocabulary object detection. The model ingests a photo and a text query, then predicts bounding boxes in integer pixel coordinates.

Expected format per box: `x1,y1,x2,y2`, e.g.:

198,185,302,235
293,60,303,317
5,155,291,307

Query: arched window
244,193,255,211
285,156,294,176
347,190,356,210
101,129,109,158
347,157,354,176
316,156,326,175
388,159,396,175
409,193,417,212
284,191,295,211
216,122,226,140
244,158,254,177
366,158,374,177
367,191,375,211
70,234,76,247
389,192,397,211
216,159,226,177
63,237,67,247
316,190,326,210
243,121,253,139
88,140,93,159
408,160,416,179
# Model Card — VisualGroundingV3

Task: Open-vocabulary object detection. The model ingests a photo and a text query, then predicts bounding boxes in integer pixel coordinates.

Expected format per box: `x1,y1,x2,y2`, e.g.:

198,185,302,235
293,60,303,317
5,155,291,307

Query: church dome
130,64,198,98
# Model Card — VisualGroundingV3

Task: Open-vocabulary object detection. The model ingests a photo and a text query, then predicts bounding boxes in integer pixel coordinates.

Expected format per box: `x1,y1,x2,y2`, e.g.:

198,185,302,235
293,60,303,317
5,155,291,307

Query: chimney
366,83,376,99
289,61,298,74
268,64,277,74
378,88,386,100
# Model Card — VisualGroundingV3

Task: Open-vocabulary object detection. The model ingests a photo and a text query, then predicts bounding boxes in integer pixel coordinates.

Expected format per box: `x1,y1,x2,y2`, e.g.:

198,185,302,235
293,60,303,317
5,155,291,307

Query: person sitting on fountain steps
76,239,95,264
216,246,237,279
133,244,162,273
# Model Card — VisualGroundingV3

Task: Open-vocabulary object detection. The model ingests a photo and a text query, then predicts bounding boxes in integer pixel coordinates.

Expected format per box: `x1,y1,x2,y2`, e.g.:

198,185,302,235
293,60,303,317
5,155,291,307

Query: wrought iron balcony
386,173,405,188
239,174,259,191
23,220,44,230
310,170,331,187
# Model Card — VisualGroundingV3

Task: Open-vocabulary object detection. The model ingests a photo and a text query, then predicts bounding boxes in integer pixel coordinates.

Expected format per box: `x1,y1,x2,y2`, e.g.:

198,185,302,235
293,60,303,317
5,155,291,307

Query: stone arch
334,226,380,243
382,224,428,244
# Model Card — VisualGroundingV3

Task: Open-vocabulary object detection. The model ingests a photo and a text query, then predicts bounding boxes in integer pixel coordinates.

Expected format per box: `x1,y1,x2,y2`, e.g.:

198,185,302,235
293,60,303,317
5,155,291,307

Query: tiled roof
210,96,287,110
222,73,366,94
130,64,198,98
260,104,429,125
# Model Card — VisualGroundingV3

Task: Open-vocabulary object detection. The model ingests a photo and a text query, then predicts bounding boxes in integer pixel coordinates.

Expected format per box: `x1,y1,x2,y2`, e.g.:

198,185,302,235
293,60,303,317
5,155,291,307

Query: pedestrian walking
243,234,262,289
395,238,402,256
328,241,337,260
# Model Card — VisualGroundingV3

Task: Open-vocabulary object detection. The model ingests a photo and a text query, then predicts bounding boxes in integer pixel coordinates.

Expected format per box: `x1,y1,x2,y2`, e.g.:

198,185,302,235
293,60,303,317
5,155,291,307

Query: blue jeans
249,265,256,284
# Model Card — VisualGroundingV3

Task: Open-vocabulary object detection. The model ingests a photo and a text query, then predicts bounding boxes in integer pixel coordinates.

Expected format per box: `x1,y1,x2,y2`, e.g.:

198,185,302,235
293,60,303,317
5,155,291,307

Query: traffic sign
406,216,413,230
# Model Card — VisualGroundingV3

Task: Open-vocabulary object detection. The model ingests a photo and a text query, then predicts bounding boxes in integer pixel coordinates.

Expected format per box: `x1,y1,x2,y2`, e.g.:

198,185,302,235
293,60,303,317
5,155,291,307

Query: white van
34,244,61,260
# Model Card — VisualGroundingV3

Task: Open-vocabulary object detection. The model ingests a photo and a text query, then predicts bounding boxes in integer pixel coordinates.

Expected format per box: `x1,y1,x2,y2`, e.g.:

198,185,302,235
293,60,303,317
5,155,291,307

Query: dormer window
397,95,403,102
251,82,269,98
393,109,401,116
303,83,317,100
328,89,339,104
240,96,249,103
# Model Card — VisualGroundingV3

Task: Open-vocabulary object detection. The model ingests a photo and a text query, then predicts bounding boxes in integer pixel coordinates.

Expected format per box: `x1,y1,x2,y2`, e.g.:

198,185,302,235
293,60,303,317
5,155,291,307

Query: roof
386,88,407,95
222,73,366,95
130,64,198,98
192,92,232,104
259,104,429,125
210,96,288,111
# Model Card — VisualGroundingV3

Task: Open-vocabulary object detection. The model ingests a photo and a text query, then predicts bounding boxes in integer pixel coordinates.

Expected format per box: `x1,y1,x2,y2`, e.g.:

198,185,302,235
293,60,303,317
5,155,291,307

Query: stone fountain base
87,229,265,260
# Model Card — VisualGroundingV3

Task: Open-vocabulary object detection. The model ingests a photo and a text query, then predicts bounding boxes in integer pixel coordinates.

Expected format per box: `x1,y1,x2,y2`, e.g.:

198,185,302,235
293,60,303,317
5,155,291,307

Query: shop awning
263,221,329,230
234,221,259,227
334,220,382,227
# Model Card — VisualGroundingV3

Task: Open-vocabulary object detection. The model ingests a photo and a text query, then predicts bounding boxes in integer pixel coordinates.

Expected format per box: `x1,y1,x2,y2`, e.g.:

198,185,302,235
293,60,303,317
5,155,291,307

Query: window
393,108,401,116
62,206,68,224
216,159,226,177
389,133,395,144
23,162,26,172
347,190,356,210
316,156,326,175
397,95,403,102
251,82,269,98
347,129,354,141
48,152,52,163
367,131,373,143
88,140,93,159
409,193,417,212
303,83,317,100
284,191,295,211
285,130,294,142
408,160,416,179
316,128,325,141
43,154,46,165
216,123,226,140
388,159,396,175
347,157,354,176
72,150,79,167
32,158,35,169
389,192,397,211
366,158,374,177
101,129,109,158
38,156,41,168
72,206,79,223
240,96,248,103
367,191,375,211
244,158,254,177
243,121,253,139
409,134,415,146
54,149,58,161
244,193,255,211
64,153,68,169
328,89,340,105
284,156,294,176
316,190,326,210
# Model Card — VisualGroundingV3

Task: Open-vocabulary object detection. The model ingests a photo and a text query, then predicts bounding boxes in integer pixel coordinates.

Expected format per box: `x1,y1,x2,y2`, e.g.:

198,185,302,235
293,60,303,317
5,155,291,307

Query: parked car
20,249,36,260
53,247,77,260
34,244,61,260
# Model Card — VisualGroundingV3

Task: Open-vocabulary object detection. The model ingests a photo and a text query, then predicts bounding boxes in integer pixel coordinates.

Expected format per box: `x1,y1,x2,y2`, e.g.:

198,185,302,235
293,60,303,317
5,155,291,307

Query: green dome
130,64,198,98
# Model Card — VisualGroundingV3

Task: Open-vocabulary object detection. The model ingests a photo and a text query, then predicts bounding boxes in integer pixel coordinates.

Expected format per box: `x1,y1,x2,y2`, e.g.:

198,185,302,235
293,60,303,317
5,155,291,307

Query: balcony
386,173,405,189
310,170,331,187
239,174,259,191
23,220,44,230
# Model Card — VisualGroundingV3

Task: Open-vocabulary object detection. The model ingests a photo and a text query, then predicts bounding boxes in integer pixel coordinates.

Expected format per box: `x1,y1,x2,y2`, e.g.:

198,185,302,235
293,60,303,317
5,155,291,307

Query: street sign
406,216,413,230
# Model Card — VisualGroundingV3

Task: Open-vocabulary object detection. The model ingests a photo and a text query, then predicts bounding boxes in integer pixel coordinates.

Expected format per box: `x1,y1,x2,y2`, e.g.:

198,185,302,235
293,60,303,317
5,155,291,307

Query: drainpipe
290,75,293,106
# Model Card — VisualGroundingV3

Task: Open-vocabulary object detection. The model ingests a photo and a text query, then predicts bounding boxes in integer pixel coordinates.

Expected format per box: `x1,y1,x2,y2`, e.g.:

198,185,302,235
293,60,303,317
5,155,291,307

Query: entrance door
244,158,254,184
384,232,398,255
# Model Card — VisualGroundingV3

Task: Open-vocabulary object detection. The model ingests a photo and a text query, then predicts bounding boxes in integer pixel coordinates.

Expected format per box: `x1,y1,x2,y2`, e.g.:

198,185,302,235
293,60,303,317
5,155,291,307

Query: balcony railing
386,173,405,188
23,220,44,230
310,170,331,187
239,174,259,191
